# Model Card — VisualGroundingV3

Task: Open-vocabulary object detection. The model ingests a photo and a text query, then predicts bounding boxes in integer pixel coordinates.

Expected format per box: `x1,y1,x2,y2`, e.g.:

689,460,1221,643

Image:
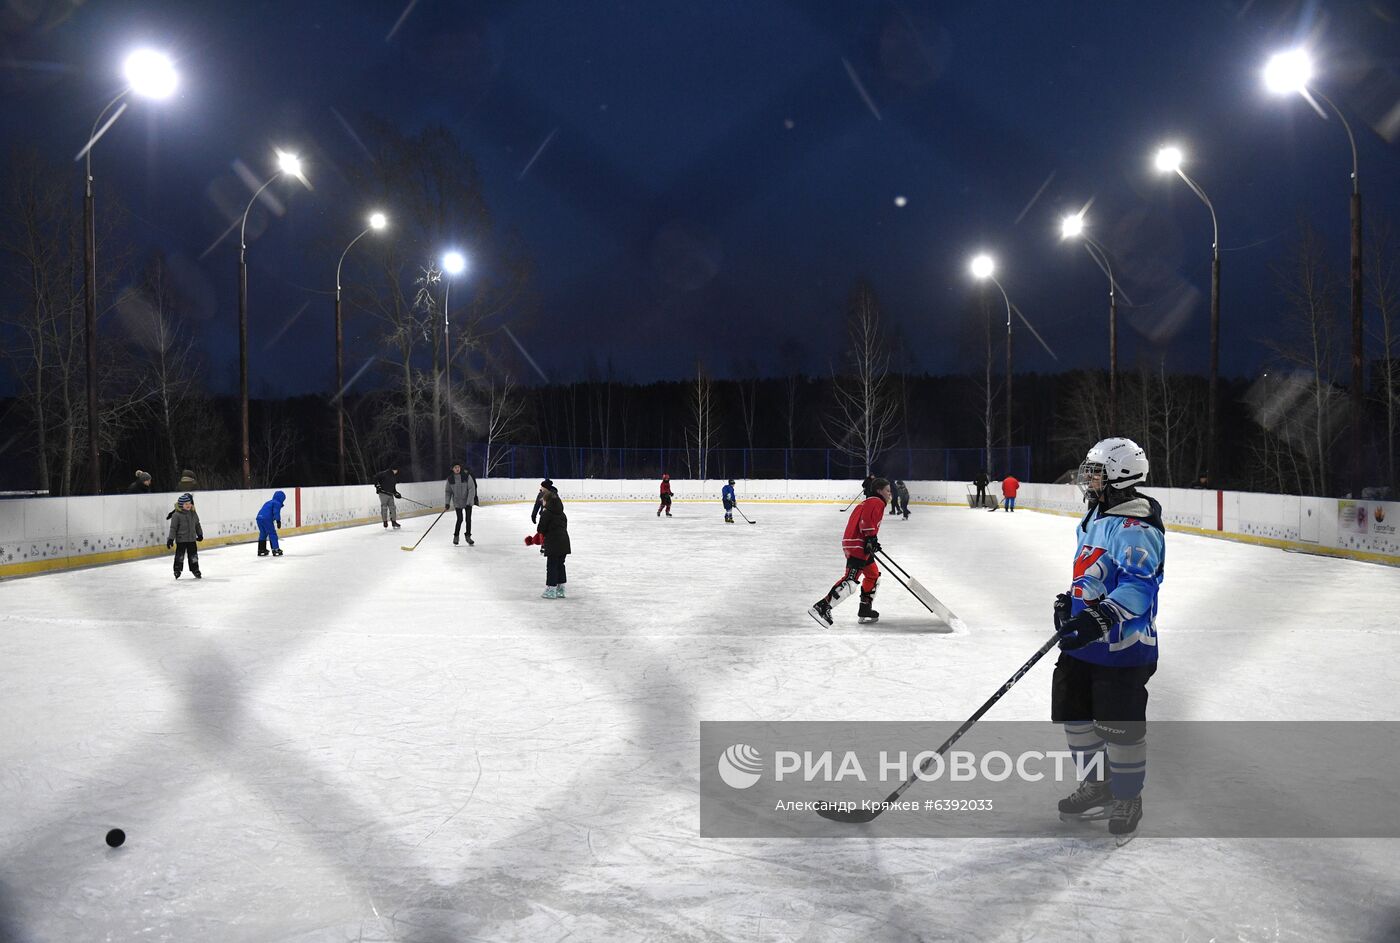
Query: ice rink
3,498,1400,942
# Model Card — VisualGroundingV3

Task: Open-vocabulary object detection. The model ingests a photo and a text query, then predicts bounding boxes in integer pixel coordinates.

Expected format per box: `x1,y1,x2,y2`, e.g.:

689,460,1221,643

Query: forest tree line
2,123,1397,498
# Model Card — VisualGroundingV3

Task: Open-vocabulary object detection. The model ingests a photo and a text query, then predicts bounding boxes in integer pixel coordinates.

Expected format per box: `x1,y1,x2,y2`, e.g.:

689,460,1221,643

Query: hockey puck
105,828,125,848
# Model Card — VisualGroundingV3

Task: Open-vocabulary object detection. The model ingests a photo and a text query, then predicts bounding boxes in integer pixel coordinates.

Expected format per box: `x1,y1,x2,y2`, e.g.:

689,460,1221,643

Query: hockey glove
1053,593,1074,631
863,535,882,556
1056,603,1117,650
166,538,174,549
394,491,403,499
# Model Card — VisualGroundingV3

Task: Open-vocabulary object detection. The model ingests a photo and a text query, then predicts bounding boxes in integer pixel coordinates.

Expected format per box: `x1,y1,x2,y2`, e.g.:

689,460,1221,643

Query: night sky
4,0,1399,396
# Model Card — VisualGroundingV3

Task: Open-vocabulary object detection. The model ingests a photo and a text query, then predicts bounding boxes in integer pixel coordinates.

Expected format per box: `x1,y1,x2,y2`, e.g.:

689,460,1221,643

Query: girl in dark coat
533,483,571,598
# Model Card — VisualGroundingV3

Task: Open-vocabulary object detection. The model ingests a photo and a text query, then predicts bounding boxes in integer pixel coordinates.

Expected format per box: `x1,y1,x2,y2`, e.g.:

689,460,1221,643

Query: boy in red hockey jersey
657,473,673,517
809,477,890,626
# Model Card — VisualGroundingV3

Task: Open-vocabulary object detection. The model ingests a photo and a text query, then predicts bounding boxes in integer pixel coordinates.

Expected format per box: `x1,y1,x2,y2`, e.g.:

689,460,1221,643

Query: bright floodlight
368,212,387,231
1263,48,1312,95
1154,145,1183,173
1060,213,1085,240
123,49,178,100
276,150,302,176
970,254,995,279
442,250,467,275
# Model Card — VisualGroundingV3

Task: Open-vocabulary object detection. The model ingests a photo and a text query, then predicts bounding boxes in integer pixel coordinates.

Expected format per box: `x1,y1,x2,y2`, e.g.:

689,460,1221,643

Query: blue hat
178,493,193,505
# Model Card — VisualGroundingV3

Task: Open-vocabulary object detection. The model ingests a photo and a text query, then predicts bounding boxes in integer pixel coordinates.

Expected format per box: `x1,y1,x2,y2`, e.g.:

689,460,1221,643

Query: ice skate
542,586,558,599
466,536,474,546
454,535,460,545
272,548,283,557
555,585,565,598
1109,796,1142,845
392,521,401,529
1058,778,1112,822
258,548,270,557
857,592,879,624
808,599,834,627
192,571,202,579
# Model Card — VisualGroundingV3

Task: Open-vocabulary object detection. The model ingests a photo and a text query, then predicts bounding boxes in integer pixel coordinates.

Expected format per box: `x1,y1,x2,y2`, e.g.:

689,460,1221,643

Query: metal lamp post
238,149,305,488
440,250,467,466
1265,48,1365,494
1154,145,1221,483
971,254,1015,452
75,49,178,493
1060,212,1121,431
334,211,387,484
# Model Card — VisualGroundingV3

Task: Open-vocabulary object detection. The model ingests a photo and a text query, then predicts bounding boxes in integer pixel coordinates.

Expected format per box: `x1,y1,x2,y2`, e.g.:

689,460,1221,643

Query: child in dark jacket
166,493,204,579
528,482,571,598
257,490,286,556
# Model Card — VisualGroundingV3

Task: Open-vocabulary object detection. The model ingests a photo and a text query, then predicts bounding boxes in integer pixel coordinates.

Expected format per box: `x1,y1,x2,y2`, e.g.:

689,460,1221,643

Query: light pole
1060,212,1121,431
440,250,467,466
238,149,305,488
1154,145,1221,483
76,49,178,494
334,211,387,485
971,254,1015,453
1265,47,1365,494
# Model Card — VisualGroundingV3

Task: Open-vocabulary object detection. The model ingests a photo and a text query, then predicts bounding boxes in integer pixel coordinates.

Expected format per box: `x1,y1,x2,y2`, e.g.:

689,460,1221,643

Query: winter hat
727,479,734,485
135,470,151,482
540,479,554,489
662,473,670,480
178,492,193,505
451,460,463,469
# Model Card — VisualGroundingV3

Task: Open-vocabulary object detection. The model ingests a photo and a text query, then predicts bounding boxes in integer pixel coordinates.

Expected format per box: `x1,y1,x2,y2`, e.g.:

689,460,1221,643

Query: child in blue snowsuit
257,490,286,557
722,480,737,523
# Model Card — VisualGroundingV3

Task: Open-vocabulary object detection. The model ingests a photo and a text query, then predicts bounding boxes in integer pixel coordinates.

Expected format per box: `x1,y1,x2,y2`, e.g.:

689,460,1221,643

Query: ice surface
2,501,1399,942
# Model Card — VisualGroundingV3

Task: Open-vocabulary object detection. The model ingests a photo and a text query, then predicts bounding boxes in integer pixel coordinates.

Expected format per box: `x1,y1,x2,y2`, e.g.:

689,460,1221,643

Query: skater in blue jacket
257,490,286,557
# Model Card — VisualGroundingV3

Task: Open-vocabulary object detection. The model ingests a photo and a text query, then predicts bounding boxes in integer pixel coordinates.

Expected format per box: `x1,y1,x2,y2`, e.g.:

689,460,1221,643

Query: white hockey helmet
1076,437,1148,496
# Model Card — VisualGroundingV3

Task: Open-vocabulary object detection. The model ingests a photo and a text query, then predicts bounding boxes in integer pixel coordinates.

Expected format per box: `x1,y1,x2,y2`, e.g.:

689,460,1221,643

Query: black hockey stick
733,503,756,525
838,489,863,512
817,632,1060,824
401,510,447,551
399,495,435,510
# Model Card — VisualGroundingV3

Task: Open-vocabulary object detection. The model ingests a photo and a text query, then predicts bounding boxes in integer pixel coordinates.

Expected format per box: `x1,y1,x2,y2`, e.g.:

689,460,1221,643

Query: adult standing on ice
375,464,402,529
256,490,285,556
657,473,673,517
809,477,890,626
972,469,989,508
1000,474,1020,512
531,479,552,524
445,461,479,545
721,479,736,523
529,481,571,598
1051,437,1164,845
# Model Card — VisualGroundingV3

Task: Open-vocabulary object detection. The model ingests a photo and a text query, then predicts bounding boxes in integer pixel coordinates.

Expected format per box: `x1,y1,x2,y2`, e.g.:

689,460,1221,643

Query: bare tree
252,410,300,487
825,280,899,476
1368,224,1399,494
118,255,200,484
688,360,719,479
480,369,531,476
1264,224,1347,495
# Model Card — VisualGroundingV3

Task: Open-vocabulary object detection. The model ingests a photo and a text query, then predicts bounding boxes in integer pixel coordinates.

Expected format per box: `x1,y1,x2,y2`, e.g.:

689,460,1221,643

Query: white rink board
1,500,1398,941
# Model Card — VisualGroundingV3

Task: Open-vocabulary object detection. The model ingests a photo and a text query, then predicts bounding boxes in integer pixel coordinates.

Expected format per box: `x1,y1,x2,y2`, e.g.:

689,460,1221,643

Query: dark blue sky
4,0,1399,394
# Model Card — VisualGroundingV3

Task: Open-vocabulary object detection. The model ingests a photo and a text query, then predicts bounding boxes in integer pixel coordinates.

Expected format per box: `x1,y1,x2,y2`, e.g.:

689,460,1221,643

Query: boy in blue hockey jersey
721,479,737,523
257,490,286,557
1051,437,1164,845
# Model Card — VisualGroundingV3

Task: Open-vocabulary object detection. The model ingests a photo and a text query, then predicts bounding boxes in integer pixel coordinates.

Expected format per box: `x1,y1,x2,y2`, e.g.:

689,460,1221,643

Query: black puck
105,828,125,848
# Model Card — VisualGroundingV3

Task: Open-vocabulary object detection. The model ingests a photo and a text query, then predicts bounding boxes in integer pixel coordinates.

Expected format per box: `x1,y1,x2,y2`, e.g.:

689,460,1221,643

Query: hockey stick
400,510,447,551
399,495,435,510
817,632,1061,824
838,489,863,512
733,503,756,525
875,550,967,633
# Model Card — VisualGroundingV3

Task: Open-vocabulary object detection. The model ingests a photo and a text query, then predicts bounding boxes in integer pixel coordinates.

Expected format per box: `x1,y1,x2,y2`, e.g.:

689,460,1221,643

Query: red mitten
524,534,534,546
534,533,545,545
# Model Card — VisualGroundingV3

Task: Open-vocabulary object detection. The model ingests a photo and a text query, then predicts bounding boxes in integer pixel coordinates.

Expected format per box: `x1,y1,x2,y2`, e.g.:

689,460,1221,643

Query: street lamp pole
334,212,387,485
238,150,303,488
1154,146,1221,483
1265,48,1365,494
75,49,177,493
971,254,1014,453
440,251,467,467
1061,214,1121,431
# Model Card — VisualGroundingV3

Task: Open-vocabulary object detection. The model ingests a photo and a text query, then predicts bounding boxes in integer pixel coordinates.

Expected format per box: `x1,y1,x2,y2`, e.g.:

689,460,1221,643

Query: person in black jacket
973,470,990,509
531,482,571,599
127,470,152,494
375,465,402,529
531,478,553,524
